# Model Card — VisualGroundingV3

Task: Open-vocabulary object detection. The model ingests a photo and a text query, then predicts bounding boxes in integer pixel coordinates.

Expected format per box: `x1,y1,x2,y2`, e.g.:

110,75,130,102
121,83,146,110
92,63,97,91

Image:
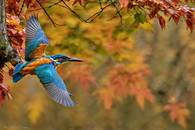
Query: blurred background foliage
0,0,195,130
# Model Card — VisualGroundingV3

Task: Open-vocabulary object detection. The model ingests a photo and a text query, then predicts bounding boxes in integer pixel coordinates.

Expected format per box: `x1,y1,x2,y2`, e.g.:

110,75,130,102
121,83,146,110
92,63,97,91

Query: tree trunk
0,0,20,68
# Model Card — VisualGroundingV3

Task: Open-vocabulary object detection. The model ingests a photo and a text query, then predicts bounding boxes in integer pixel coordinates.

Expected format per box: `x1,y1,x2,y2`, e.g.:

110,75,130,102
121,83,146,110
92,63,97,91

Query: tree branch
35,0,56,27
0,0,21,66
30,0,112,25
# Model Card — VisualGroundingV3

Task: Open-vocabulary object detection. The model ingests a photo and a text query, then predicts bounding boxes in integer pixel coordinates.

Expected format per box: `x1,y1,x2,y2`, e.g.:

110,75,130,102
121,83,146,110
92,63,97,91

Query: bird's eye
57,58,65,63
59,58,64,62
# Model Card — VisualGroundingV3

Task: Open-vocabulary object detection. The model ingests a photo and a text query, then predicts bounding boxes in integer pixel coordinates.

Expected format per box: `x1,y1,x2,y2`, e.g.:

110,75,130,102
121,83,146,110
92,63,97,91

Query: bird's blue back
13,55,60,83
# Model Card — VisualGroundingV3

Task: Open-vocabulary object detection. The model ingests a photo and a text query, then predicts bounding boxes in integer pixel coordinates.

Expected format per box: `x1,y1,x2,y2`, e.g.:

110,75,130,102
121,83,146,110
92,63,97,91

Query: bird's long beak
68,57,83,62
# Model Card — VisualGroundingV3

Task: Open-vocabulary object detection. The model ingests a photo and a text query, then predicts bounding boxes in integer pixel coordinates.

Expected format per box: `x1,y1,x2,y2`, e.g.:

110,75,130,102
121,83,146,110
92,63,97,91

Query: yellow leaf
136,94,145,110
96,88,115,110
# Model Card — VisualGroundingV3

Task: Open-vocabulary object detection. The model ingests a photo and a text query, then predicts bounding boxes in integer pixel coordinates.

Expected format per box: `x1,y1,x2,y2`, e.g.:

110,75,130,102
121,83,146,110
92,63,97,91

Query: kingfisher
13,15,83,107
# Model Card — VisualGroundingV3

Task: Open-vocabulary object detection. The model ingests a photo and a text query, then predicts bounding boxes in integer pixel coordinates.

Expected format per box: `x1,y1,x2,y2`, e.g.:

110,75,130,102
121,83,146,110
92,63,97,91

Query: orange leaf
164,101,190,128
129,86,155,110
96,88,115,110
8,68,14,76
63,65,96,90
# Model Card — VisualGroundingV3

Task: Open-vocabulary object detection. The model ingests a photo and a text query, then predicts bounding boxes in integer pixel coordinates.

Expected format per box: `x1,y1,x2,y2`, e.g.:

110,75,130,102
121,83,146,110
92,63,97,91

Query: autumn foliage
164,98,190,128
0,0,194,129
97,64,154,110
63,65,96,90
6,14,25,55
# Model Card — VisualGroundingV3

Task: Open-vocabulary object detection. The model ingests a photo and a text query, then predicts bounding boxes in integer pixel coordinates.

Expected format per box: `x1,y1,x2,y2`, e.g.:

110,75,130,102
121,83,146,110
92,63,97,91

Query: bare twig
57,0,111,24
30,0,119,26
99,0,103,9
35,0,56,26
29,0,63,11
86,4,112,22
61,0,88,22
18,0,25,16
112,3,123,24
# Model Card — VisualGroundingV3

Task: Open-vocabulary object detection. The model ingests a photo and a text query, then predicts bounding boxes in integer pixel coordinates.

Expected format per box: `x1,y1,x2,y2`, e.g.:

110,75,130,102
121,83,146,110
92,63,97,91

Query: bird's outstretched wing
25,15,49,61
35,63,74,107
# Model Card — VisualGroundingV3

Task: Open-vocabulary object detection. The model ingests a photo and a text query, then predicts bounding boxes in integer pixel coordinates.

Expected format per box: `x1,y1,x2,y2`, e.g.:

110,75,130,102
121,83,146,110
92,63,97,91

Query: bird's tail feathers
13,63,26,83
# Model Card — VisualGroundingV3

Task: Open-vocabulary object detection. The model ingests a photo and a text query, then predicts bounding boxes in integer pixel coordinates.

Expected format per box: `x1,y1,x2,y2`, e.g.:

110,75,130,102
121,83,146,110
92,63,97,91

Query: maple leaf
102,64,152,109
164,101,190,128
186,19,194,32
73,0,84,5
172,14,180,24
25,0,33,7
119,0,129,8
129,86,155,110
6,0,20,15
107,65,129,97
96,87,115,110
110,75,129,98
25,0,38,8
0,84,13,105
149,7,160,18
105,41,127,54
62,65,96,90
0,72,3,83
158,15,166,29
6,14,25,56
8,68,14,76
172,0,180,5
136,0,194,31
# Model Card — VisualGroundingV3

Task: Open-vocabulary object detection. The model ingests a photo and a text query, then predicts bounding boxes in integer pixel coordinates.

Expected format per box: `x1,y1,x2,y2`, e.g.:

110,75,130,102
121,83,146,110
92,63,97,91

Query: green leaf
134,13,147,24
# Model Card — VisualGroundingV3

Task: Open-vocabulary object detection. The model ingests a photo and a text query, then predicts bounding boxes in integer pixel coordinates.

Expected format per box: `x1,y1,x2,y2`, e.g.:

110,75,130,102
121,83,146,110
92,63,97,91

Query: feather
13,58,52,83
44,83,74,107
35,63,75,107
25,15,49,61
13,62,27,83
26,15,41,43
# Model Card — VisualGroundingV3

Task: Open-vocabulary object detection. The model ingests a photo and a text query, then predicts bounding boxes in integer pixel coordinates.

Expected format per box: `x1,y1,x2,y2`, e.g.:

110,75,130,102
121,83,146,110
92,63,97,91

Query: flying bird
13,15,83,107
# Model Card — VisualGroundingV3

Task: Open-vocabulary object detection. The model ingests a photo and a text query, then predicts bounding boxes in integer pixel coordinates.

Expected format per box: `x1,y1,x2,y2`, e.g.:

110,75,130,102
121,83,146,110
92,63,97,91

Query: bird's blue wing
35,64,74,107
25,15,48,61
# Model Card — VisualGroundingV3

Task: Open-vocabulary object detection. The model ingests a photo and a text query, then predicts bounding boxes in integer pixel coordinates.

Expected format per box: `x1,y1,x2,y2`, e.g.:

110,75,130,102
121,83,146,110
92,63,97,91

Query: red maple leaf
0,84,13,105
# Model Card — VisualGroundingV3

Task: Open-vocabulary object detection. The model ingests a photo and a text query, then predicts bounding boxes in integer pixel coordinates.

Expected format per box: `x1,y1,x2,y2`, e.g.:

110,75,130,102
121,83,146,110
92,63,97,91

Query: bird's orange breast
22,58,52,75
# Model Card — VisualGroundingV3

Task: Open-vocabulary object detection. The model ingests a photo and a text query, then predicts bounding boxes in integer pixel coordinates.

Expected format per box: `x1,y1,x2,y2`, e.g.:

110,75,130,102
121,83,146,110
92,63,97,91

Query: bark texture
0,0,20,67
